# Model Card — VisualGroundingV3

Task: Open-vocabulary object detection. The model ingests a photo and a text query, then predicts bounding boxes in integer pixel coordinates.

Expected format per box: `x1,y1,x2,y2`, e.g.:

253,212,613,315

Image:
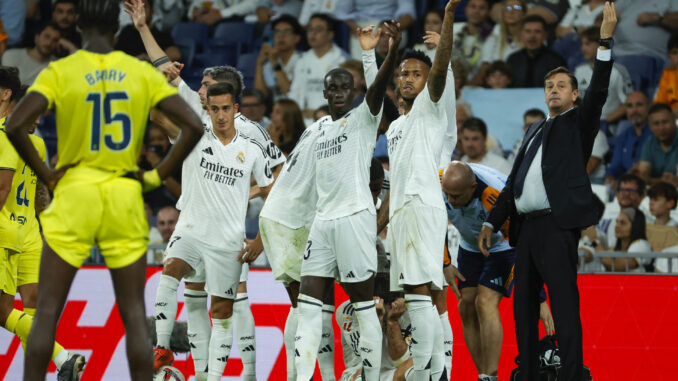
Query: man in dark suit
477,2,618,380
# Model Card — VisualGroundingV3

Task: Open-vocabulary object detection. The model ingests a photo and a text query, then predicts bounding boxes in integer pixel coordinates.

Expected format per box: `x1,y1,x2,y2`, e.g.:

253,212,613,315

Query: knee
458,298,476,319
475,293,499,317
211,298,233,319
162,258,190,279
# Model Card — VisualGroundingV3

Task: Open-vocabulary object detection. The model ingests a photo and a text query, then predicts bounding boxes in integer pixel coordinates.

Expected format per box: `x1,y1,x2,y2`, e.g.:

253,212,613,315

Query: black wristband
152,56,171,68
599,38,613,49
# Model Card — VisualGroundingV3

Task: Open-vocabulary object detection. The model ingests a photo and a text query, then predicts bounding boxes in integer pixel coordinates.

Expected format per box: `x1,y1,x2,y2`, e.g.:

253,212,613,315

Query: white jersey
288,43,348,110
336,300,412,376
259,116,330,229
314,100,381,220
175,128,274,250
177,80,285,168
387,84,447,216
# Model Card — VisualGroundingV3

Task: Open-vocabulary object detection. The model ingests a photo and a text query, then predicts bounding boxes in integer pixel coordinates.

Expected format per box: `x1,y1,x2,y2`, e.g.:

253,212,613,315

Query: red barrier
0,268,675,380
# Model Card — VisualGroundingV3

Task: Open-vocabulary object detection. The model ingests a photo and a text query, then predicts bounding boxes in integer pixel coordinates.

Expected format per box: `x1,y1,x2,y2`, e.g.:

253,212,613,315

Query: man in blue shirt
638,103,678,186
604,91,652,186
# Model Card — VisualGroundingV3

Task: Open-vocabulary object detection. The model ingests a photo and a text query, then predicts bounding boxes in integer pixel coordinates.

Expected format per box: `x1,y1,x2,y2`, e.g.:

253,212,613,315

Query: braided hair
77,0,121,35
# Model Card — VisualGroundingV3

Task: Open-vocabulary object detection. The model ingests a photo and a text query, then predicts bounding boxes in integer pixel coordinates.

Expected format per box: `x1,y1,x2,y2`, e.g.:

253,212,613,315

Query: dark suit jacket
486,57,613,247
507,46,567,88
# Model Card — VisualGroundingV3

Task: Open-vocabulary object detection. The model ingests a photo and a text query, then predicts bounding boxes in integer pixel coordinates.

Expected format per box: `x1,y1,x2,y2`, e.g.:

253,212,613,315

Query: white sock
234,293,256,380
284,307,298,381
430,306,445,380
405,294,434,381
53,349,69,369
318,304,336,381
295,294,323,381
440,311,453,380
184,289,211,374
208,317,233,381
353,300,382,380
155,275,180,348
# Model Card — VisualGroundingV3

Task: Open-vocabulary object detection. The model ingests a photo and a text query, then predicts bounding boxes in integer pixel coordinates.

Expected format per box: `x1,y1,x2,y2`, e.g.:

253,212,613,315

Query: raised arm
364,22,401,116
427,0,461,103
356,25,380,87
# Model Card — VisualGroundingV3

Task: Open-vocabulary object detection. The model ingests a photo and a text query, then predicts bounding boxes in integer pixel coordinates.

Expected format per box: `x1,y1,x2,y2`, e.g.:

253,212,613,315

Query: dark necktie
513,127,544,198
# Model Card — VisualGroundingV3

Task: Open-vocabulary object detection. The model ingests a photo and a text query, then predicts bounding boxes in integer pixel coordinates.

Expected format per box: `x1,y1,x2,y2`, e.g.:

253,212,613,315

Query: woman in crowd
602,207,651,272
268,98,306,156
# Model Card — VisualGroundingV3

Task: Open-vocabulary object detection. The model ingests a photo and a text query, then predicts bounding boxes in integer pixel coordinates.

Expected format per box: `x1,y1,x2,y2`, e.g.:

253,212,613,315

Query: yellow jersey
0,118,46,251
28,50,177,174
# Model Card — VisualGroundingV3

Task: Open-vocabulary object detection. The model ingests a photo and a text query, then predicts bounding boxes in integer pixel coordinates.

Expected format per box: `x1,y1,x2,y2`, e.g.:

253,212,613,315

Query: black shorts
457,247,515,297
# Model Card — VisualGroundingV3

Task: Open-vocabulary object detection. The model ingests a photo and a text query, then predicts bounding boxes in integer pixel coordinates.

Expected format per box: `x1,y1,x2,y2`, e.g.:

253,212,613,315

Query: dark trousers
514,214,583,381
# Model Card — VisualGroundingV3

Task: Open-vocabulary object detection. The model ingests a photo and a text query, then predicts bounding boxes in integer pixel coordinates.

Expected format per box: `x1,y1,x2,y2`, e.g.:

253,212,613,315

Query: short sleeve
28,63,59,109
0,133,20,171
145,65,179,108
178,80,204,116
591,131,609,158
252,144,274,188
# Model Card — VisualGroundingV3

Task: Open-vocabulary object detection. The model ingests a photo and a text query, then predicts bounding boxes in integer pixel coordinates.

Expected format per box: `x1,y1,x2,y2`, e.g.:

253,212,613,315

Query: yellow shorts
0,248,19,295
41,167,149,269
17,228,42,287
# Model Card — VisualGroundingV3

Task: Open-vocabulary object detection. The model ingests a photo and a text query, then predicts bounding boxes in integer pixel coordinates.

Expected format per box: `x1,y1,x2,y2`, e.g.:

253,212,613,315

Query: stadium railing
577,250,678,274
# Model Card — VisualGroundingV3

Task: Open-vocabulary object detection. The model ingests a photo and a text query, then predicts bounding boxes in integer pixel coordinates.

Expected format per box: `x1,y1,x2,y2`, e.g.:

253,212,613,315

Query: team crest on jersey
236,152,245,164
340,120,348,129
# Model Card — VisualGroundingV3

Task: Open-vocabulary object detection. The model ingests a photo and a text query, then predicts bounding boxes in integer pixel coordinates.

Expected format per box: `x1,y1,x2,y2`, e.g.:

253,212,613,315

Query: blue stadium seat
211,22,256,53
237,52,258,90
615,54,665,98
567,53,586,71
552,33,581,63
197,52,236,68
334,22,351,52
171,22,209,51
174,38,196,68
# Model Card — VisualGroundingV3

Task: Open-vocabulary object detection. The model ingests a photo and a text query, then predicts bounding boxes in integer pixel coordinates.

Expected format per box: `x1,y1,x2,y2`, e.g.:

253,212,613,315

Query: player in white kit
385,1,461,380
151,83,274,381
293,22,402,381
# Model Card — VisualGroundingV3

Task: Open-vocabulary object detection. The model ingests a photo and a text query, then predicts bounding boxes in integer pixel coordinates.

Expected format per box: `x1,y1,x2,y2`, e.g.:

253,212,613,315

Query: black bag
510,335,592,380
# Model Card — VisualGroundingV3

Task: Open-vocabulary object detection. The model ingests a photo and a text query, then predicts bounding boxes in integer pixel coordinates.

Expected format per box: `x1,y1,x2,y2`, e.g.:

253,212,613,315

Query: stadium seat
198,52,235,69
334,22,351,52
174,38,196,69
171,22,209,51
552,33,581,63
210,22,256,56
615,54,665,98
237,52,258,90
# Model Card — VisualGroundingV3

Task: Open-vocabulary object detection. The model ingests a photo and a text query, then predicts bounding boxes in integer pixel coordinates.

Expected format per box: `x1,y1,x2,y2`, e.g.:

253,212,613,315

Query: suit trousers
514,213,584,381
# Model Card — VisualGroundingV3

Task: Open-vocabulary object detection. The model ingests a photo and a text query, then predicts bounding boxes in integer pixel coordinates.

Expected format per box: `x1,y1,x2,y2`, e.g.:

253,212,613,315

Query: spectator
298,0,336,26
141,124,181,211
648,181,678,226
506,15,566,87
336,0,415,58
413,9,444,63
598,174,650,250
1,23,60,85
461,117,513,175
638,103,678,186
556,0,604,38
0,66,20,119
455,100,505,160
575,27,633,125
454,0,494,79
484,60,514,88
339,59,366,106
602,207,649,272
51,0,81,57
313,105,330,121
508,108,545,163
145,202,163,263
526,0,570,26
189,0,258,25
604,91,653,185
157,205,179,243
240,88,270,129
288,13,349,121
451,59,469,100
654,33,678,116
268,98,306,156
614,0,678,63
254,14,302,101
472,0,526,86
256,0,303,25
587,129,610,185
116,0,180,61
0,0,26,47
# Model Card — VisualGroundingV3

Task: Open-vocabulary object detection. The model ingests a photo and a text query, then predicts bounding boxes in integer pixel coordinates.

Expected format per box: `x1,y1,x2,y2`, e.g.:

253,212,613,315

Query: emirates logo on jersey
236,152,246,164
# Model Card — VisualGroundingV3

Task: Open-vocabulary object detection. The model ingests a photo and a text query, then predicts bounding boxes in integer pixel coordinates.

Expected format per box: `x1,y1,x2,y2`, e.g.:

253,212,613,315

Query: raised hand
600,1,617,40
445,0,463,14
124,0,147,30
160,61,183,82
357,25,381,51
387,298,407,322
423,30,441,48
379,20,402,51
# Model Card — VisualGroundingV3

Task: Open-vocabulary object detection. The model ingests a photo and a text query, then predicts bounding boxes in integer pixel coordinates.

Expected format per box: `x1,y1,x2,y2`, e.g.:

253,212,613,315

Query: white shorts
165,232,242,299
259,217,307,285
302,209,377,283
389,199,447,292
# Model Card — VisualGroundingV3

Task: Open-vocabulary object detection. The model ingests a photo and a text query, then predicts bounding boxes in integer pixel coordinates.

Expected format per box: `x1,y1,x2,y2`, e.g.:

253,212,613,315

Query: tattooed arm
427,0,461,103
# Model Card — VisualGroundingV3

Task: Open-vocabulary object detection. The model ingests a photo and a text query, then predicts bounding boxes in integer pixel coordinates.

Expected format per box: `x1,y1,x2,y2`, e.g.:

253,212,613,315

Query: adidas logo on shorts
346,271,356,278
226,289,234,295
155,313,167,320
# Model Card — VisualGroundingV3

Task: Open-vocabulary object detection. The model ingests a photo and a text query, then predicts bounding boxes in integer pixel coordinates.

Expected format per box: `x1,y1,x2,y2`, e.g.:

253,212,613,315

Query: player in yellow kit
5,1,204,380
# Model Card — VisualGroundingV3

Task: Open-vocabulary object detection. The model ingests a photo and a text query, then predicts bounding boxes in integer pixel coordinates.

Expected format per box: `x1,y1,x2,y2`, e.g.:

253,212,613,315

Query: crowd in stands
1,0,678,273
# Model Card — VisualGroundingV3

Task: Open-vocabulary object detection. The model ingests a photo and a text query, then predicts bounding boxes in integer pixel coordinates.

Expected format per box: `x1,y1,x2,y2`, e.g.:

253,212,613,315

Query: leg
318,282,336,381
283,281,300,381
434,288,453,380
458,287,482,373
475,286,503,377
156,257,193,348
296,275,330,381
24,244,78,381
184,281,210,380
110,254,153,381
209,295,235,381
234,280,257,380
17,283,37,311
343,277,383,380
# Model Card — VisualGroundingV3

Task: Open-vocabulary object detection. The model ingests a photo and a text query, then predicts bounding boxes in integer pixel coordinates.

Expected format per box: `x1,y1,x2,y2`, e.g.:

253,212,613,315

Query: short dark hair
524,108,546,120
0,66,21,102
648,102,674,117
54,0,78,8
579,26,600,43
206,82,237,101
668,32,678,52
617,173,646,196
324,68,354,87
14,85,29,103
77,0,120,35
242,88,265,104
522,14,547,30
272,14,304,36
485,60,514,86
37,22,62,35
544,66,578,90
461,117,488,138
203,66,244,98
308,13,337,33
648,182,678,209
399,49,432,68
